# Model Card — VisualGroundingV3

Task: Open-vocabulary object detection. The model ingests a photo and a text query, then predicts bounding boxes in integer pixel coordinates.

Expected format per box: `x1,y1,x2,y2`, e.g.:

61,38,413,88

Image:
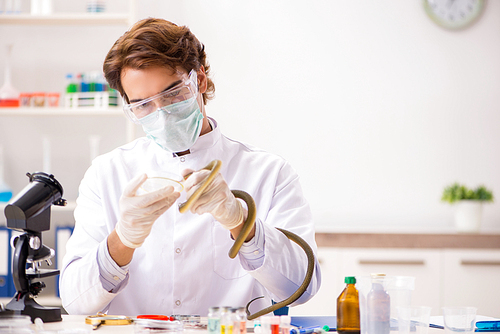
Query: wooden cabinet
442,249,500,317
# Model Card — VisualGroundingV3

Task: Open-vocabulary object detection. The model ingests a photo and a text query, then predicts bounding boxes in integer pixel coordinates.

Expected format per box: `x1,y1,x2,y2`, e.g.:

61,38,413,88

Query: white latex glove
116,173,181,248
182,169,246,230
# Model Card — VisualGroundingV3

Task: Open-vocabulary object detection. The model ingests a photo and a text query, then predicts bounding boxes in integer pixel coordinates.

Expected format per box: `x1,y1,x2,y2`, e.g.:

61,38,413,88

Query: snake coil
179,160,315,320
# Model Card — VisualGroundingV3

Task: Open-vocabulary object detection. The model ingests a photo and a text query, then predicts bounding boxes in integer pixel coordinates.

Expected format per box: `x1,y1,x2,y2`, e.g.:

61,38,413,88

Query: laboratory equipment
0,145,13,202
139,174,184,194
280,316,291,334
0,315,33,333
442,307,477,334
85,313,133,330
398,306,432,334
290,325,330,334
0,44,20,107
337,276,360,334
134,319,183,334
366,274,390,334
1,172,66,322
180,160,316,320
357,275,415,334
208,306,222,334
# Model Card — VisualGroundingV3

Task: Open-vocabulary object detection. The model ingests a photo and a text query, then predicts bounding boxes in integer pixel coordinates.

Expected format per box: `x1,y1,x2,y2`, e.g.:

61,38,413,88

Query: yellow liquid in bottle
221,325,233,334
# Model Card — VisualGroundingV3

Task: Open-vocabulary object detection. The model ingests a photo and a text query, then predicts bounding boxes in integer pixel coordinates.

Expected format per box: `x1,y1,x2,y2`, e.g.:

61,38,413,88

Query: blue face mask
140,97,204,153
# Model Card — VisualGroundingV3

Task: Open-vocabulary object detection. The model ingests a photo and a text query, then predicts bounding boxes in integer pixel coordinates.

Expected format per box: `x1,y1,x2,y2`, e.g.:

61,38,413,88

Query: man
60,18,321,316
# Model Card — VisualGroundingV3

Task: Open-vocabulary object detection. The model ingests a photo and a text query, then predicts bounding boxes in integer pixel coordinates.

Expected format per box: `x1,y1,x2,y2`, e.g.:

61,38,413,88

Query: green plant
441,183,494,204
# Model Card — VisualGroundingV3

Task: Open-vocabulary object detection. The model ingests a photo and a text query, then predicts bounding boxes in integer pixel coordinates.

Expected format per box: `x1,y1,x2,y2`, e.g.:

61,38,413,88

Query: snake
178,160,316,320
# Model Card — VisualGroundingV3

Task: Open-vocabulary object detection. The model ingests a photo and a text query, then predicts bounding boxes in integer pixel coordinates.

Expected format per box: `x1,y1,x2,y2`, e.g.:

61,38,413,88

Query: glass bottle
208,306,221,334
221,307,234,334
337,276,360,334
236,307,247,334
366,273,390,334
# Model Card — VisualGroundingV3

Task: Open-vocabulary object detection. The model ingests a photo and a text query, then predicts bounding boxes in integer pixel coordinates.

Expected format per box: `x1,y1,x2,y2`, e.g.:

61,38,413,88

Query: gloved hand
115,173,181,248
182,169,246,230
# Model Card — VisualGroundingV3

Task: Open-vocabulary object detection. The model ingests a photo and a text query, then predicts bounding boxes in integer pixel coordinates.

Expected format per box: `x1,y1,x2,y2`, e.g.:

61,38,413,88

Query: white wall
1,0,499,232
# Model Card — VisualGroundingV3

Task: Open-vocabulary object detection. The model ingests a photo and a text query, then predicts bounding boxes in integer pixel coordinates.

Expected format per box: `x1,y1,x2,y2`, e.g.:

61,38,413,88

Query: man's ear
197,65,208,94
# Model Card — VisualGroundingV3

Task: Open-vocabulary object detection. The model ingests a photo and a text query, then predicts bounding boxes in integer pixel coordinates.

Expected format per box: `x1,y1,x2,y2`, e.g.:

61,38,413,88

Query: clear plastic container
0,315,34,334
134,319,184,334
357,275,415,334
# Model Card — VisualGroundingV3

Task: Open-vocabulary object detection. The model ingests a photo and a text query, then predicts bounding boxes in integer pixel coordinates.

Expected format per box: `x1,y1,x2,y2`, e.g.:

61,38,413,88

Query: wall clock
423,0,485,30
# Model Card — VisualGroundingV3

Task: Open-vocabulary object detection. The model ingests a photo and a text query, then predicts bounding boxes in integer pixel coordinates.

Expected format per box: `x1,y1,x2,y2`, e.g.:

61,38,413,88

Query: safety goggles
123,69,198,124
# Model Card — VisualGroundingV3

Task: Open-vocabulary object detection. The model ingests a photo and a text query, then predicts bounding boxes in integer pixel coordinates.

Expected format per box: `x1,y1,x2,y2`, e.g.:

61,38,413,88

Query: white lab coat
60,118,321,316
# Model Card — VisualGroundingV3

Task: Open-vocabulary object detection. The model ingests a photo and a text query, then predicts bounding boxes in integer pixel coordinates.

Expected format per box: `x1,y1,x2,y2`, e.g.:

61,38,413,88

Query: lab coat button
113,276,119,281
180,157,186,162
175,248,181,254
253,250,259,255
175,300,181,306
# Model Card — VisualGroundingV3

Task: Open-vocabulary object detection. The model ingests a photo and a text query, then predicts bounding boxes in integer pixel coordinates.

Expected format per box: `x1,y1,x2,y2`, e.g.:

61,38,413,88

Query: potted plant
441,183,494,233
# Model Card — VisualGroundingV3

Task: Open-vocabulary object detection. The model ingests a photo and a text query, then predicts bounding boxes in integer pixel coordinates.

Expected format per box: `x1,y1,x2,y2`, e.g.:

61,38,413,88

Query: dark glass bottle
366,274,390,334
337,276,360,334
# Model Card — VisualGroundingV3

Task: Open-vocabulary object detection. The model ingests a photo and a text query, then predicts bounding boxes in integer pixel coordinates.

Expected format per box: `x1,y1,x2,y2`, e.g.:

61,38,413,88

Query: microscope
1,172,66,322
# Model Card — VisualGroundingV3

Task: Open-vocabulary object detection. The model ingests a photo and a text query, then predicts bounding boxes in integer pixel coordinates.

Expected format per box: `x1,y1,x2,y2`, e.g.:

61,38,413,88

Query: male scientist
60,17,321,316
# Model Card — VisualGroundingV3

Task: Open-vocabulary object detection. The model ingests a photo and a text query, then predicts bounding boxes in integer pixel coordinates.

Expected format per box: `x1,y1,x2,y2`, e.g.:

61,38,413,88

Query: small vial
221,307,234,334
254,319,262,334
237,307,247,334
280,315,291,334
260,316,272,334
208,307,221,334
270,316,280,334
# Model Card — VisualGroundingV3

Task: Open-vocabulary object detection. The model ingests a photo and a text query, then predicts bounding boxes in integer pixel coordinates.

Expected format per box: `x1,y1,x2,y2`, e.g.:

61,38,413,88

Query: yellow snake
178,160,316,320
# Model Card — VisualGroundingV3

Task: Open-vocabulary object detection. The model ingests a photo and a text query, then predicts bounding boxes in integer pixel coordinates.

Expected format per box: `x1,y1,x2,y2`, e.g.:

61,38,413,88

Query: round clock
423,0,485,30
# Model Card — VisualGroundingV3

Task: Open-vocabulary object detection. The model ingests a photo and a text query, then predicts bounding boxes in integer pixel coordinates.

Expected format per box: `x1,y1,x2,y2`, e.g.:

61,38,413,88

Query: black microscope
1,172,66,322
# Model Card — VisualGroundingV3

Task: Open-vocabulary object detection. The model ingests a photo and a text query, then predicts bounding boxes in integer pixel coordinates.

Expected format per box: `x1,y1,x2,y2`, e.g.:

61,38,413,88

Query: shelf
0,13,131,25
0,107,124,116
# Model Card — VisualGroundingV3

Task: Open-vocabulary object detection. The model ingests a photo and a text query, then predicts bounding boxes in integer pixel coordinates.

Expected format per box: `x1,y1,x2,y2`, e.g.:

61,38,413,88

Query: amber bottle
337,276,360,334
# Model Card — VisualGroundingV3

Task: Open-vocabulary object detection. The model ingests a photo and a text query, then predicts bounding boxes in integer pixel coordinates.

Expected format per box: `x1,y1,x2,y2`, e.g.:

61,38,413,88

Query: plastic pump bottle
337,276,360,334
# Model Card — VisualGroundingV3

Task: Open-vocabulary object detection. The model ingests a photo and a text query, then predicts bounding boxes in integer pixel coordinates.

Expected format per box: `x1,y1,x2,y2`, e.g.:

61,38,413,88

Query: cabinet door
290,248,341,316
338,248,442,314
443,249,500,317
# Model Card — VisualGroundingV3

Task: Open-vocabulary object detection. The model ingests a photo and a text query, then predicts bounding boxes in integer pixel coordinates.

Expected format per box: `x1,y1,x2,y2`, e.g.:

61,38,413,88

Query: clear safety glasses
123,69,198,124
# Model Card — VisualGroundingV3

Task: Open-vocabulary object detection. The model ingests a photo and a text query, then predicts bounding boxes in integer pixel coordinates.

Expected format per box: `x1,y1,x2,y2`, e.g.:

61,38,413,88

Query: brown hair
103,17,215,105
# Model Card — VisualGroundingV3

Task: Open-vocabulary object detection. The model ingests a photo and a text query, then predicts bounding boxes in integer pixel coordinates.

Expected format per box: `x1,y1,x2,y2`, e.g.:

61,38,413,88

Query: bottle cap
345,276,356,284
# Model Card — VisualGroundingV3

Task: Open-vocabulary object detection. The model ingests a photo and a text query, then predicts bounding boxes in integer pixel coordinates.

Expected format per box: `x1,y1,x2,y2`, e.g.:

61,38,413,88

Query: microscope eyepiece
4,172,66,233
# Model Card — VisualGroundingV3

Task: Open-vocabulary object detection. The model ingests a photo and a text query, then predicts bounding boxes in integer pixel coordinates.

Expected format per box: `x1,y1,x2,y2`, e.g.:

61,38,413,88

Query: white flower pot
454,200,483,233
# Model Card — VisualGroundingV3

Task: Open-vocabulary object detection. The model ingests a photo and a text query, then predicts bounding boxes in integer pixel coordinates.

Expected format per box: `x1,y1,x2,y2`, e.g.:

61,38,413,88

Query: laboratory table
28,315,448,333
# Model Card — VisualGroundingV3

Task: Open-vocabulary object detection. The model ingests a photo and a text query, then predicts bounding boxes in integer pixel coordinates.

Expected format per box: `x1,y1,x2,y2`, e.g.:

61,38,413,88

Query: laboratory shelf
0,107,137,143
0,107,124,116
0,13,131,25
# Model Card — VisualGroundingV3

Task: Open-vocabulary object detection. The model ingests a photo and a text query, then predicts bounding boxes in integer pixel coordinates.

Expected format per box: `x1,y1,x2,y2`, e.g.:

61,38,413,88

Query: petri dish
139,173,184,194
134,319,184,334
